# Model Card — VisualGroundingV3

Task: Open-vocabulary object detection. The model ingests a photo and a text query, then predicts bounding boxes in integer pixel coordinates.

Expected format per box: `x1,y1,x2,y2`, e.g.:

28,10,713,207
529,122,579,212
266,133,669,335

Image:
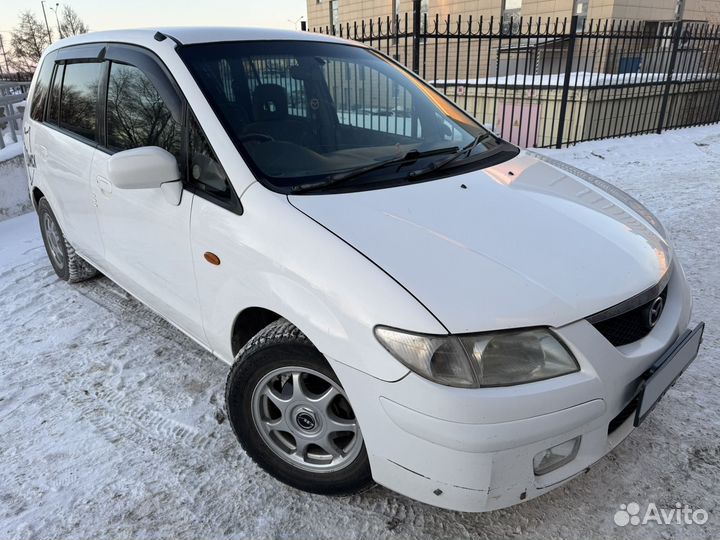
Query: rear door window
59,62,102,141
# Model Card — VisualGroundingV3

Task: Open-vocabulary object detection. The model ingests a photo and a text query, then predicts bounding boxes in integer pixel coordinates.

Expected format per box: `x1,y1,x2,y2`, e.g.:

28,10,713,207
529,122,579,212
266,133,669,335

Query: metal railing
0,80,30,152
311,6,720,148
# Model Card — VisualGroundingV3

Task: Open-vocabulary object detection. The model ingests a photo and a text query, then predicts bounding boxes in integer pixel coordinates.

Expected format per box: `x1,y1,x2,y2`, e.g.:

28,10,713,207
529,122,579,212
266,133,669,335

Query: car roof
46,26,362,51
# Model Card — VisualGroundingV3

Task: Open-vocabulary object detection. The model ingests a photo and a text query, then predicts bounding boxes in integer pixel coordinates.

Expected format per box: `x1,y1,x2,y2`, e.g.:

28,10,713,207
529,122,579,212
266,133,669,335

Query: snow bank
0,141,23,162
0,152,31,222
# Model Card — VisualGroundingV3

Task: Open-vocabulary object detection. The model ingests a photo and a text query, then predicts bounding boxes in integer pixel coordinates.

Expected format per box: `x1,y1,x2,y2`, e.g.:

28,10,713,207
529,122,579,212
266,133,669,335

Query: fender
190,183,447,382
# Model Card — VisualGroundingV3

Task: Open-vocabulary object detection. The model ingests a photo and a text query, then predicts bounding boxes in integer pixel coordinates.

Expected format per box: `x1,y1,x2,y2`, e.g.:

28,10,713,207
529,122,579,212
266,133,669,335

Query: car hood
288,152,672,333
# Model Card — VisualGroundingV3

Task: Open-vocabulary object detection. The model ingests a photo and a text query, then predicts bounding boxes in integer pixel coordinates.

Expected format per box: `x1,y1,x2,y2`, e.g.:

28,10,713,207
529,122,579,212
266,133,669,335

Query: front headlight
374,326,579,388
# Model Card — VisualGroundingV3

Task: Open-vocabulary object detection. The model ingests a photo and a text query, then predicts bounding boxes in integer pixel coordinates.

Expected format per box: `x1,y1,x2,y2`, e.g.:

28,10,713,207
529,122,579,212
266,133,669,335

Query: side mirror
108,146,180,190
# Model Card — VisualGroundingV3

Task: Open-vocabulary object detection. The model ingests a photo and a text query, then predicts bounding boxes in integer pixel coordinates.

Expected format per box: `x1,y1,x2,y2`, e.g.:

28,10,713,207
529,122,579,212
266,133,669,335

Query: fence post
555,15,578,149
7,102,18,143
411,0,421,74
656,20,683,134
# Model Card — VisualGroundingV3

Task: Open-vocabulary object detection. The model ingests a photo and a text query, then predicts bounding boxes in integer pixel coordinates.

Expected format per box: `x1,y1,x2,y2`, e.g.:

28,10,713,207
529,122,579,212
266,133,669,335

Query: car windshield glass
179,40,503,192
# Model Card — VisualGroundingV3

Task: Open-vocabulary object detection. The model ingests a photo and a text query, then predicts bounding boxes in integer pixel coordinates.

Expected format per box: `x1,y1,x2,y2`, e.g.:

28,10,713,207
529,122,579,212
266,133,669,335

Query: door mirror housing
107,146,180,190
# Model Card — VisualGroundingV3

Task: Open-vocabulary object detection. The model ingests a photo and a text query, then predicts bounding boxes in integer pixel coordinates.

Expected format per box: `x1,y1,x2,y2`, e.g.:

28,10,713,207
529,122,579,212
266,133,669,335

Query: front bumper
330,258,695,512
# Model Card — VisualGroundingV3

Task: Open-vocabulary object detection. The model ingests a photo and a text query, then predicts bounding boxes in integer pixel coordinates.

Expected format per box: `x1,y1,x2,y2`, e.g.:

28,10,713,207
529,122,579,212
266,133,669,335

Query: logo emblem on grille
648,296,664,328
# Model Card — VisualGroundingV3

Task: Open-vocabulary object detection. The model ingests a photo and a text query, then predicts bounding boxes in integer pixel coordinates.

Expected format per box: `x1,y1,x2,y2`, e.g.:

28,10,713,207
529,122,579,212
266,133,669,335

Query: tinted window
46,64,64,125
179,41,499,192
244,57,308,118
323,57,417,136
189,115,233,203
59,62,102,141
106,62,181,158
30,54,55,121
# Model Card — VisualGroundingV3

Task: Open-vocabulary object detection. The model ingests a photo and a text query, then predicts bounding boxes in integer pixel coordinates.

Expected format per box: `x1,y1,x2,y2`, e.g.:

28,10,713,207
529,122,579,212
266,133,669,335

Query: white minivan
23,27,703,512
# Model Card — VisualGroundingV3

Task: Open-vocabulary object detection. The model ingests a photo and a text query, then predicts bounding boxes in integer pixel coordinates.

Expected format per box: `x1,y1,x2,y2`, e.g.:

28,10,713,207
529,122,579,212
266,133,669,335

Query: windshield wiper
407,132,496,179
291,146,459,194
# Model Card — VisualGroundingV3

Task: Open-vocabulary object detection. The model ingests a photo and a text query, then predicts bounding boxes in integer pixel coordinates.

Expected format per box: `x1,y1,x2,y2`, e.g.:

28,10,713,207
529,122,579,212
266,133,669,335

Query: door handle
96,176,113,196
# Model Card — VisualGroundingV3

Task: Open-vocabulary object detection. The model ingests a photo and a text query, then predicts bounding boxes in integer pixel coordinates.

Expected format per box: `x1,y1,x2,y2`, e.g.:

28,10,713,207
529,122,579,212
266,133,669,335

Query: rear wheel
37,198,98,283
225,319,373,495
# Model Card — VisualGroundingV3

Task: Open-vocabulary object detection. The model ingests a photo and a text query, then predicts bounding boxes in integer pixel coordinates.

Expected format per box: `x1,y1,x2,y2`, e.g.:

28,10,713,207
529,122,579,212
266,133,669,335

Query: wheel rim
251,366,363,473
43,213,65,268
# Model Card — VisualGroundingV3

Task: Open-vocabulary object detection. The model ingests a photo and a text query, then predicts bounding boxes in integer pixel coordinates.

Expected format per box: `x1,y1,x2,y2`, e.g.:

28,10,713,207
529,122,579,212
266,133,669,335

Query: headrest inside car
252,84,289,121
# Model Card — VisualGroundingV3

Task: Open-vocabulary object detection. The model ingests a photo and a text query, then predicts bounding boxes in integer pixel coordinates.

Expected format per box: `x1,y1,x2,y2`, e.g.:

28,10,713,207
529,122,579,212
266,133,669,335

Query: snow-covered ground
0,124,719,539
432,70,718,88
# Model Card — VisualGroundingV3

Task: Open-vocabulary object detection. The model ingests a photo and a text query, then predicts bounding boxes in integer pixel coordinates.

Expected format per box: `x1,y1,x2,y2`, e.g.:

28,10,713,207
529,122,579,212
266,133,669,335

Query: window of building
105,62,182,158
59,61,102,141
574,0,589,32
502,0,522,34
329,0,339,32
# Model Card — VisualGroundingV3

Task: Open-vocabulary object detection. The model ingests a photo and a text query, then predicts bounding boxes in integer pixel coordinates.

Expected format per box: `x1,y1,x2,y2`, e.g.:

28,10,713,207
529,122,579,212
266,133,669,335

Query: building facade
304,0,720,149
307,0,720,30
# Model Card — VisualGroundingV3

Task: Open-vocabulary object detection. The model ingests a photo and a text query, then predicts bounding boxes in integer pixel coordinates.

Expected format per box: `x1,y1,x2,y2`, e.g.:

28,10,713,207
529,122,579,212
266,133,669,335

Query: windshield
179,40,506,193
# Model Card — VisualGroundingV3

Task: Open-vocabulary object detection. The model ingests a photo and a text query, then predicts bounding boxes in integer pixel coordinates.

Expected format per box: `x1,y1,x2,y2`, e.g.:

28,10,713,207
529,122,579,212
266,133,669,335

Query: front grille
591,285,668,347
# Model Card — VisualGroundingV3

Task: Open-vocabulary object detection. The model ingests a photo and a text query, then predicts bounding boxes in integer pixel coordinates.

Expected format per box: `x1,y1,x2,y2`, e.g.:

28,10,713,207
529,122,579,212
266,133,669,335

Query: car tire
225,318,373,496
37,197,98,283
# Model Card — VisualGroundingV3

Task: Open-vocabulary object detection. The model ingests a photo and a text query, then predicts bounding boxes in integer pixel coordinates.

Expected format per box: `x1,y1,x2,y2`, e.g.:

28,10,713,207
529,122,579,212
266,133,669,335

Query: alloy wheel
251,366,363,473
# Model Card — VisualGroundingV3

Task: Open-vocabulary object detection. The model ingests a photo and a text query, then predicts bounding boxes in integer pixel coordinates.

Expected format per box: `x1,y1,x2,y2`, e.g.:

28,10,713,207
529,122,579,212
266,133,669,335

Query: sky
1,0,308,51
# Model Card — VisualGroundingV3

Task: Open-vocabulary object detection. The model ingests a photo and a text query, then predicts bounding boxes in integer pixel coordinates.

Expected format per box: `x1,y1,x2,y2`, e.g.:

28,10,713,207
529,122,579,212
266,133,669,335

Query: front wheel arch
225,318,373,495
230,306,283,357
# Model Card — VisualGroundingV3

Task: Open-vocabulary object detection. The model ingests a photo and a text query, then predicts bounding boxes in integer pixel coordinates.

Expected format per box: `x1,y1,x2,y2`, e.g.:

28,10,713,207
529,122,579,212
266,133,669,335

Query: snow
0,124,719,539
432,71,713,88
0,141,23,162
0,152,31,222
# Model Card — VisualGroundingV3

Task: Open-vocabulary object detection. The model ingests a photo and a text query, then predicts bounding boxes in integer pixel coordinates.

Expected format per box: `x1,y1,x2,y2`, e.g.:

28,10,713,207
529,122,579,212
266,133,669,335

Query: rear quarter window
30,53,56,121
46,63,64,125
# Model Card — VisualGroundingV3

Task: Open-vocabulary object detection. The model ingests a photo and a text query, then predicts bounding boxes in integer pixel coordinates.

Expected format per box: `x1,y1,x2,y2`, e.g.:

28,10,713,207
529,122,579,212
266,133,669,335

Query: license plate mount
634,322,704,427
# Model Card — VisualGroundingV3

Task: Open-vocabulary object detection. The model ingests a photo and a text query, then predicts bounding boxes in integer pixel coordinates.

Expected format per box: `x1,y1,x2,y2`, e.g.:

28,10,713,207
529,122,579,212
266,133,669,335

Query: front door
91,46,205,343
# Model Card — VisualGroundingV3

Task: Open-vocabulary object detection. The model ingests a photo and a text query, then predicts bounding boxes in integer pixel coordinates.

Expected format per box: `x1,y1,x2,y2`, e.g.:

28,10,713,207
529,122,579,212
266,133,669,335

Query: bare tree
59,5,89,38
9,11,51,73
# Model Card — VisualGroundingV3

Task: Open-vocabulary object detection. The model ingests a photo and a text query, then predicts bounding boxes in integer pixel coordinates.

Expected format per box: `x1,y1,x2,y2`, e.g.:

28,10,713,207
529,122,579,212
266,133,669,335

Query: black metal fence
0,72,33,82
311,8,720,148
